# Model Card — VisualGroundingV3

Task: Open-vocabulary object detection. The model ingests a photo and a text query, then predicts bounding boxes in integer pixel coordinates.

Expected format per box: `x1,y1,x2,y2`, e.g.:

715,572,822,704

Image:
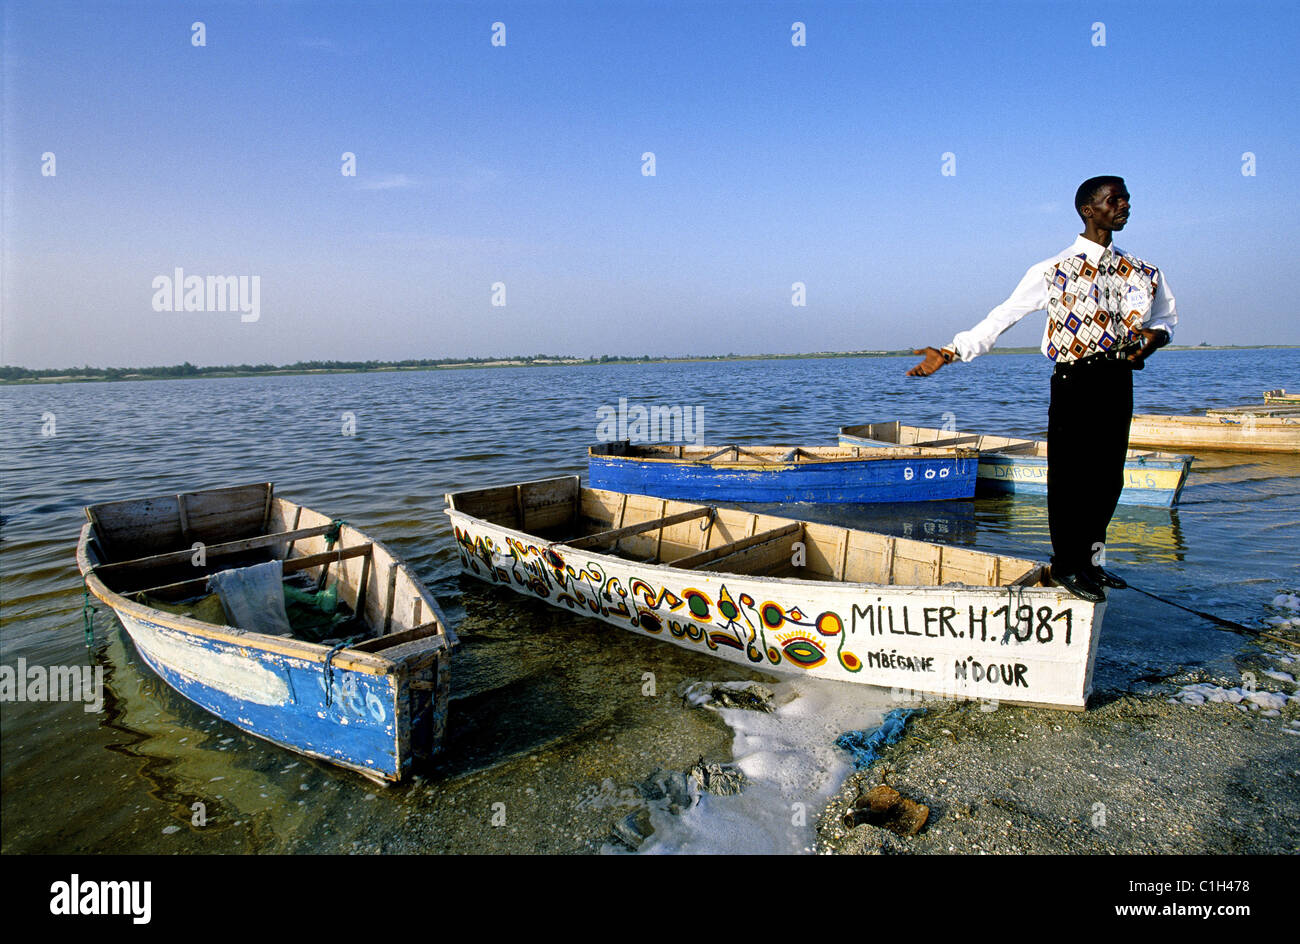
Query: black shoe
1052,568,1106,603
1088,565,1127,589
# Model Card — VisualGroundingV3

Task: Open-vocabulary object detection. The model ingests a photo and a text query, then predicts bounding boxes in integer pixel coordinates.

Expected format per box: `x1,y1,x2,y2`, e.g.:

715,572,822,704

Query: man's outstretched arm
906,260,1050,377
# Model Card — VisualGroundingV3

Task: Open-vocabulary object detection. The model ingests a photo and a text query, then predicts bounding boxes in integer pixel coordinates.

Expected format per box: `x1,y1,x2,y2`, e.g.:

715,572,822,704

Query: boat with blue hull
77,483,456,783
589,441,978,504
839,422,1193,508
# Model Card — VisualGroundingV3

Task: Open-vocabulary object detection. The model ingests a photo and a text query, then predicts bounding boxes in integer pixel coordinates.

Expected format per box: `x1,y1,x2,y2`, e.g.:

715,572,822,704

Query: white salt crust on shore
635,677,893,855
1169,683,1298,713
1272,592,1299,611
1165,591,1300,716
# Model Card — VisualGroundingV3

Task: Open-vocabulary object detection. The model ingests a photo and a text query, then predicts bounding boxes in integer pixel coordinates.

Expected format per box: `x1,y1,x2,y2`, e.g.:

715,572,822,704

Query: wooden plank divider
566,506,710,550
671,521,802,570
355,551,371,621
284,506,304,555
653,499,668,560
348,622,438,654
126,544,371,599
382,563,399,633
95,524,336,574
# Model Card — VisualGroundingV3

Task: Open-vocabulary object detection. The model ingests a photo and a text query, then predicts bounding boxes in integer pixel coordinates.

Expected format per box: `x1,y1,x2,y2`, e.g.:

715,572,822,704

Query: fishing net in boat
142,562,364,643
208,560,294,637
281,575,362,643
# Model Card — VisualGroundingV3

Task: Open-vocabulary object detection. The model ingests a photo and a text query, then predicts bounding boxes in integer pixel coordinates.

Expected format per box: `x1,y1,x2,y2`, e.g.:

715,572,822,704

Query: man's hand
1126,327,1169,367
907,347,952,377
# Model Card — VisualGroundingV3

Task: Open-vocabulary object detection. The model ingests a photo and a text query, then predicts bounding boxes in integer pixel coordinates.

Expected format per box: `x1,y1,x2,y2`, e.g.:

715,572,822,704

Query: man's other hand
1126,327,1169,367
907,347,950,377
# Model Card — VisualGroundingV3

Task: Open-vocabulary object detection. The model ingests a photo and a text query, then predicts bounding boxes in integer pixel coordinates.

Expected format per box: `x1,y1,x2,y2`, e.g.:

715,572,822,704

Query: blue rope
836,708,922,770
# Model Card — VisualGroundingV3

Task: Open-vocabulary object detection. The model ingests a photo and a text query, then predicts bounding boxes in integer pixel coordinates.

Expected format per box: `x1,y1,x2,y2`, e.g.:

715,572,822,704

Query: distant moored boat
588,441,977,504
1127,404,1300,454
839,421,1193,507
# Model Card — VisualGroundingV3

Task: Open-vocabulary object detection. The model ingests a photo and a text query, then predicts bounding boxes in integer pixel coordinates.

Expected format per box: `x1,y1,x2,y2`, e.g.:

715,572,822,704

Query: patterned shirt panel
1044,248,1160,363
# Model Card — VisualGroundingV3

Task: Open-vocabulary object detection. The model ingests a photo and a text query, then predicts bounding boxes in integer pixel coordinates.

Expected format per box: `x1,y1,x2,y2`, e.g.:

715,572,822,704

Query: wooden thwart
694,445,771,464
694,522,805,573
913,435,981,449
671,521,802,570
127,544,372,599
349,620,441,653
95,524,336,574
994,441,1041,455
567,507,712,550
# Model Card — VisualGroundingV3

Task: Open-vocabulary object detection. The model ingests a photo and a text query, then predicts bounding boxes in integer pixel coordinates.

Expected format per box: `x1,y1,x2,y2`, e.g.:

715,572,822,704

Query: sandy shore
815,640,1300,854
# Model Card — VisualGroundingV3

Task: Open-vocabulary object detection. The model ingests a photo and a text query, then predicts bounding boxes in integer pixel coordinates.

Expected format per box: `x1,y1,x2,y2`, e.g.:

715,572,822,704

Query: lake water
2,349,1297,853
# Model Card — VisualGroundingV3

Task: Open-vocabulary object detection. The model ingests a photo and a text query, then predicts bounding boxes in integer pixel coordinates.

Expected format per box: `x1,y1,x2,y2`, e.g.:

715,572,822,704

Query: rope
324,518,346,548
1125,584,1300,650
322,633,365,707
317,518,347,593
81,581,98,647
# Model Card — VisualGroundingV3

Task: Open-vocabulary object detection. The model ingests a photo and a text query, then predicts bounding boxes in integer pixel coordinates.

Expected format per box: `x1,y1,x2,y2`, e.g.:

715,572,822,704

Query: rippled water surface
2,349,1297,852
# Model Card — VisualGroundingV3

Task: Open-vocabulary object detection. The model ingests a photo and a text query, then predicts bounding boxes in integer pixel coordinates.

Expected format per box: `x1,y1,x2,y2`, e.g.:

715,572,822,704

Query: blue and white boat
588,441,977,504
839,421,1193,507
77,483,456,782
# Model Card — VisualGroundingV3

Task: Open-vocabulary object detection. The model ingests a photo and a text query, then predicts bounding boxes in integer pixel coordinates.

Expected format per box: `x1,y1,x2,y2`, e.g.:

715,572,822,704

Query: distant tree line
0,354,662,382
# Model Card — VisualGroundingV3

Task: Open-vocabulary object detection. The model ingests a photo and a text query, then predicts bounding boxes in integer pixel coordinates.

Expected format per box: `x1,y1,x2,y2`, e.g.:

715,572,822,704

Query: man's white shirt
947,234,1178,362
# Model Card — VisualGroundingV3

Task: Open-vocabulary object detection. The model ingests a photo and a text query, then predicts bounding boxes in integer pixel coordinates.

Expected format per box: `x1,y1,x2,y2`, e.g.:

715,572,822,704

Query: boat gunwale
1132,410,1300,423
588,442,980,469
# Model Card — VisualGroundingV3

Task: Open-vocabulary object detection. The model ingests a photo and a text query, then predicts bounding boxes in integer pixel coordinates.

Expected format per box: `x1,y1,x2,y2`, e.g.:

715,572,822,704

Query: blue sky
4,0,1298,368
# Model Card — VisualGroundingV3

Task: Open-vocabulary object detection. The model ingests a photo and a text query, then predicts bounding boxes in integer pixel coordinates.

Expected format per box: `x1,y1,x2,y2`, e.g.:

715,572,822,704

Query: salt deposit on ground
1170,682,1297,711
1271,592,1300,611
636,677,896,855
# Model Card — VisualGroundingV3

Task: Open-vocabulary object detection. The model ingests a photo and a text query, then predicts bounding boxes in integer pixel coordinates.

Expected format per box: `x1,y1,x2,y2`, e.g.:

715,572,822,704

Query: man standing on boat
907,176,1178,602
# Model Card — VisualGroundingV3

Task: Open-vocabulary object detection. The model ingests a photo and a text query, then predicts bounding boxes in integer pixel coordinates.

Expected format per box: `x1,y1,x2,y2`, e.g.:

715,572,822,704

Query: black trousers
1046,358,1134,575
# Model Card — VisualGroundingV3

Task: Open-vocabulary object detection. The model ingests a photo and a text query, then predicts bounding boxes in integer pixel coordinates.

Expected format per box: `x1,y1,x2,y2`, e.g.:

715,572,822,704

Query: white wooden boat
1128,404,1300,453
1263,388,1299,404
839,421,1192,507
445,477,1108,710
78,483,456,782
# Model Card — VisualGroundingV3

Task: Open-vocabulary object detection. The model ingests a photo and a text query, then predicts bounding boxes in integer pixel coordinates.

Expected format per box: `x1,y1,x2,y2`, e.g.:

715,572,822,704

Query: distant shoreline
2,345,1296,386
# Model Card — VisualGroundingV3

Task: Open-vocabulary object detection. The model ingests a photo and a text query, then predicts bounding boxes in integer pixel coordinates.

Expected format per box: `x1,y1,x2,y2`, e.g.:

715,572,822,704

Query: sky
3,0,1298,368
